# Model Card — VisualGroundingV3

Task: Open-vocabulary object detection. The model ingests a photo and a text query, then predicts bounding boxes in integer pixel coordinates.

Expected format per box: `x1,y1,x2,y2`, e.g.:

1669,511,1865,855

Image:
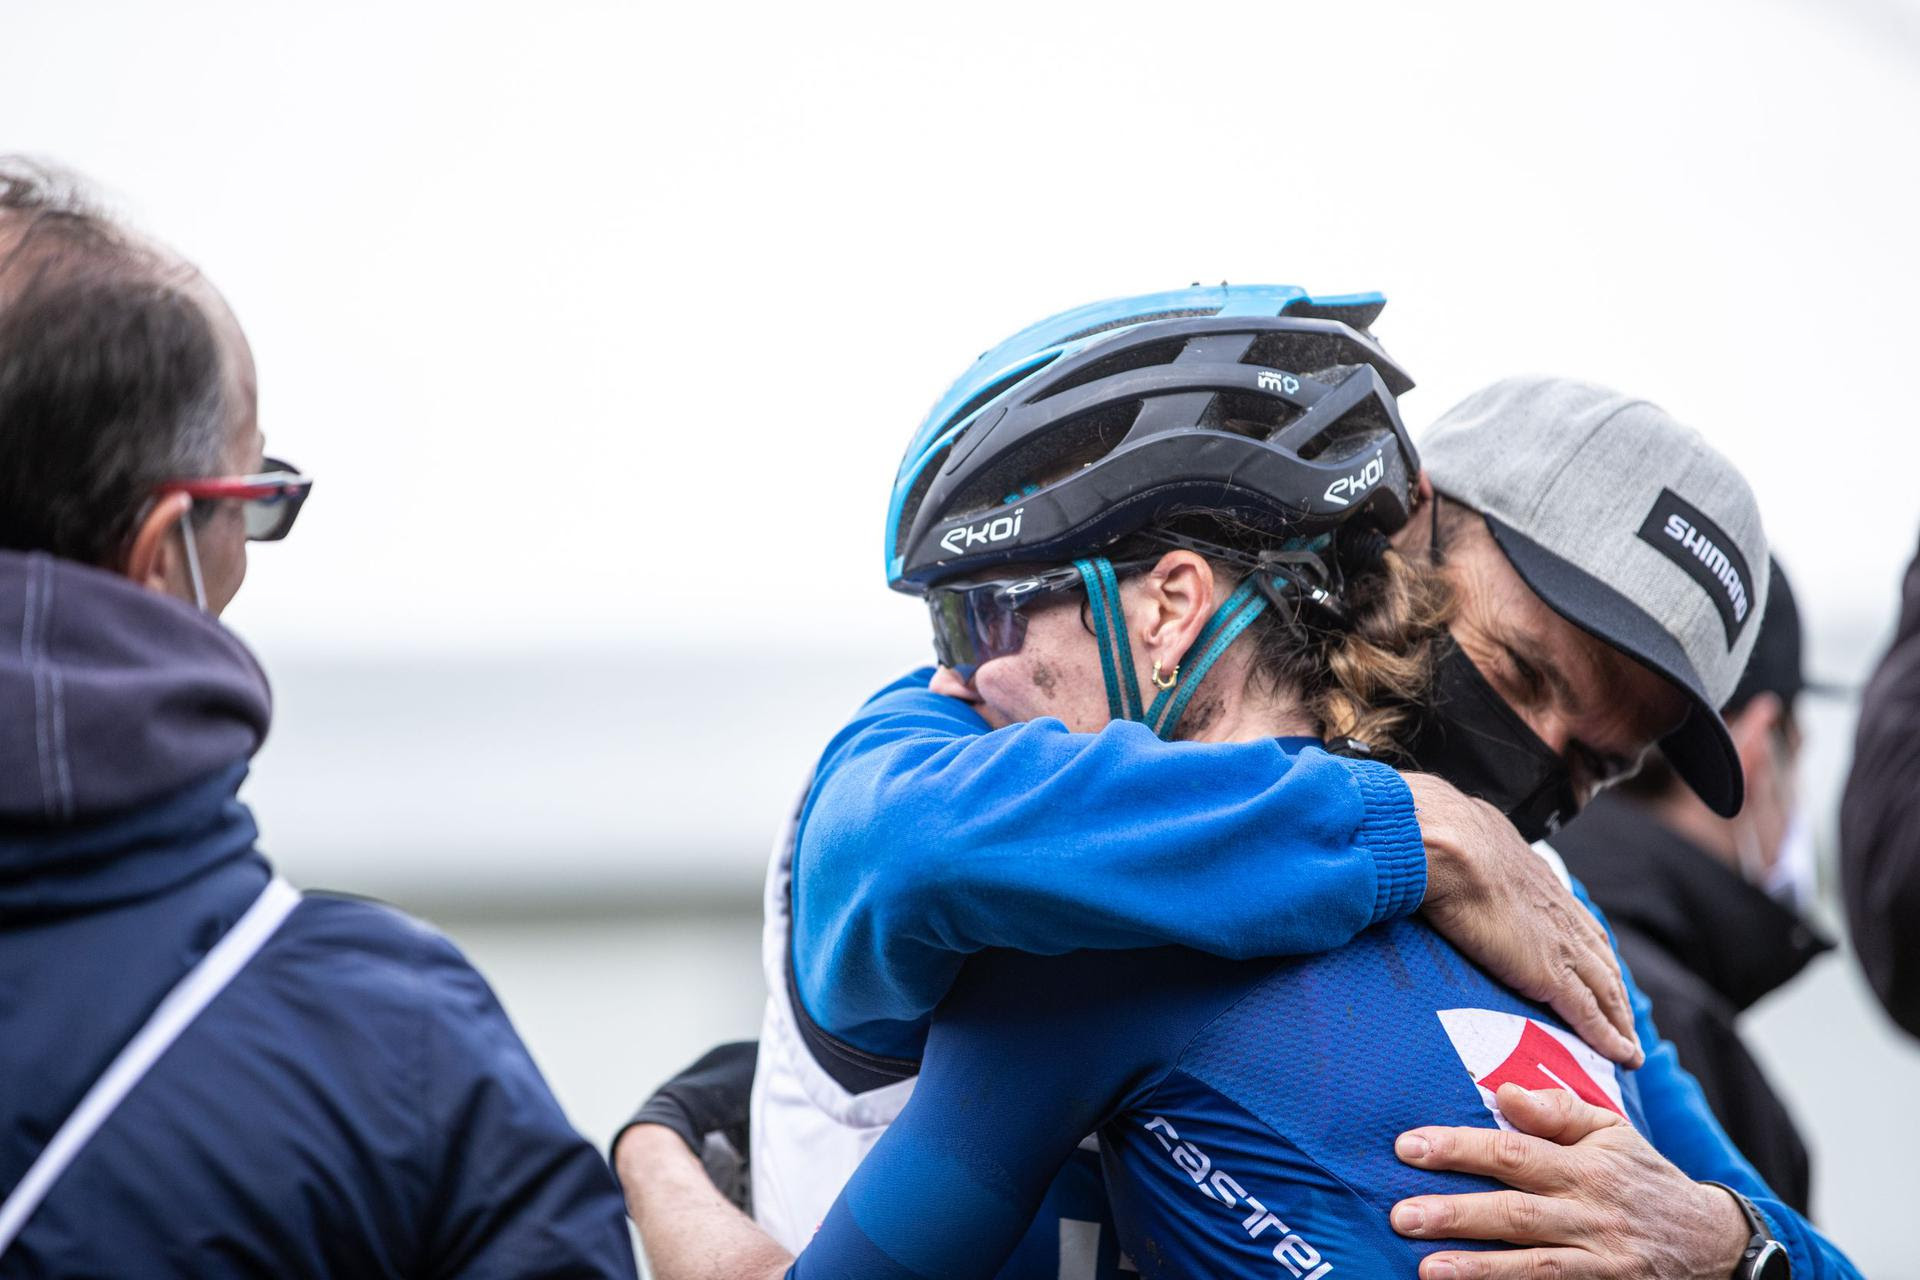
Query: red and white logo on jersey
1435,1009,1630,1132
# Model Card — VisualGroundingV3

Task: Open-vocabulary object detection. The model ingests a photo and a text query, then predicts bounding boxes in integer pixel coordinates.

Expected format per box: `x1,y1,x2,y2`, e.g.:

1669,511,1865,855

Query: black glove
614,1040,758,1211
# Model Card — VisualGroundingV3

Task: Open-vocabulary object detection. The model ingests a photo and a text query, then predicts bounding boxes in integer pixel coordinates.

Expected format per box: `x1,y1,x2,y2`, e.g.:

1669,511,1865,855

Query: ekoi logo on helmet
938,508,1025,557
1435,1008,1631,1131
1322,453,1385,508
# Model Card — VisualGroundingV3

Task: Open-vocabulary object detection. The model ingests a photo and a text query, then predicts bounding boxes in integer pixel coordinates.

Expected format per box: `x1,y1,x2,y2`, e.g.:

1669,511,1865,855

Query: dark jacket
1555,791,1830,1215
0,551,634,1279
1840,534,1920,1039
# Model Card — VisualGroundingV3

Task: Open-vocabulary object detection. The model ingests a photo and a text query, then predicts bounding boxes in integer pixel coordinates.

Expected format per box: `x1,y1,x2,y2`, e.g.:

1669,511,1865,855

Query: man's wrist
1403,772,1471,907
1697,1181,1759,1278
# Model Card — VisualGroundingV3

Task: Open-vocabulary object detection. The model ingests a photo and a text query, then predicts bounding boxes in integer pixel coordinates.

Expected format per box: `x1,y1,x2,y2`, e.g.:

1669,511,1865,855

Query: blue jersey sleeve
792,670,1426,1054
788,948,1210,1280
1573,882,1861,1280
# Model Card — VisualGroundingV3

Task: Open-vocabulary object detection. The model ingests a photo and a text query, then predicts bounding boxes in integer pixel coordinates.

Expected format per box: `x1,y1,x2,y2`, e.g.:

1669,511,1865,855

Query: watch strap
1701,1181,1789,1280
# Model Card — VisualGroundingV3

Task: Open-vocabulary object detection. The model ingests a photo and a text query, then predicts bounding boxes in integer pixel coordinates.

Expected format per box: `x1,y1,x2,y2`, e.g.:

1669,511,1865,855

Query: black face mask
1401,636,1579,843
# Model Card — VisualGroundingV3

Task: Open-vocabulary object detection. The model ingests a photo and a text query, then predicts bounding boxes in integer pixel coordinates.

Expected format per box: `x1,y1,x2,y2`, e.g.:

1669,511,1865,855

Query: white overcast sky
4,0,1918,668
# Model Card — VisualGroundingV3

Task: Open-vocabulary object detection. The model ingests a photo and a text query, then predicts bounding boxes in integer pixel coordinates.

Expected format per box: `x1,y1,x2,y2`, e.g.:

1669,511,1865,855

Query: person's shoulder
252,892,553,1105
262,892,501,1019
276,890,458,959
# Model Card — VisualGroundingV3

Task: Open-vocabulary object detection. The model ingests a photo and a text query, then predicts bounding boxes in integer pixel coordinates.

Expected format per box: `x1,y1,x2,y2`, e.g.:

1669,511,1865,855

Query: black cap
1727,558,1803,713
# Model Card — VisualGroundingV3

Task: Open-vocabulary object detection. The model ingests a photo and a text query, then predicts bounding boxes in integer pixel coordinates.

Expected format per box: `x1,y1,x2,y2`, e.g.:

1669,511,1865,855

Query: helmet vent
1030,337,1189,404
944,401,1139,523
893,434,956,557
1055,307,1220,346
1239,330,1367,378
1200,390,1304,440
1277,369,1396,462
933,354,1062,444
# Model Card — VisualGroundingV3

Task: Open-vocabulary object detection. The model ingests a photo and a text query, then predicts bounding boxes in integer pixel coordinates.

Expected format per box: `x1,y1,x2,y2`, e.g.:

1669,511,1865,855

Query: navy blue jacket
0,551,634,1279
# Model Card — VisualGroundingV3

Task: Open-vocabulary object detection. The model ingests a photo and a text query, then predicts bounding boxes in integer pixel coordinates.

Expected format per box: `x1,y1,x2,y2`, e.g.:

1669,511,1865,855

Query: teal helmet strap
1145,576,1269,739
1076,556,1291,742
1074,558,1144,722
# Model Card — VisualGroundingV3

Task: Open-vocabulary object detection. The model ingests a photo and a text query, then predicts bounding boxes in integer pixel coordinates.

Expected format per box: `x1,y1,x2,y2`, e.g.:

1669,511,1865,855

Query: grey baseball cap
1421,376,1769,817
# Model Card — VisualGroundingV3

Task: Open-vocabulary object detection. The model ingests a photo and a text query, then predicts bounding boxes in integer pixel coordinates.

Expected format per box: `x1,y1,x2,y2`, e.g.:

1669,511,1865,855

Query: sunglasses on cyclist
155,457,313,541
927,557,1159,680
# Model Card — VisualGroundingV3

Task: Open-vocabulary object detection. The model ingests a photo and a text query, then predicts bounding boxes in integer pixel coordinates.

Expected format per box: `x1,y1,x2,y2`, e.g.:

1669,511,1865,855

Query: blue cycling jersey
776,680,1859,1279
790,919,1650,1279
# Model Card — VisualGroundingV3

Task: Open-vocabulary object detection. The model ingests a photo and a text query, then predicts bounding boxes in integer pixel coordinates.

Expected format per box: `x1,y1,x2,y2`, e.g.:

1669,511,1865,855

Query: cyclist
621,288,1853,1279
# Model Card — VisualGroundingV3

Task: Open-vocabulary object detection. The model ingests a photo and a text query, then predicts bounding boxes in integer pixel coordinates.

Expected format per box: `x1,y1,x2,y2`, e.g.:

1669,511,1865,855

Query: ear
1728,692,1784,806
123,493,194,594
1411,469,1435,511
1388,470,1438,555
1130,550,1218,675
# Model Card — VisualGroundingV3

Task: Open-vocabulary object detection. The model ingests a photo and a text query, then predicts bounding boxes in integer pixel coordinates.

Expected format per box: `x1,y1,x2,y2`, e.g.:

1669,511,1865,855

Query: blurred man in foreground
1555,561,1831,1213
0,160,634,1278
1841,530,1920,1041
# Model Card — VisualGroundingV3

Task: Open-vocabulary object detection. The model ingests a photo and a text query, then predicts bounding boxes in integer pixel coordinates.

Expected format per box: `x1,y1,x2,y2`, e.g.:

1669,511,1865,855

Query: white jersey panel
749,778,916,1250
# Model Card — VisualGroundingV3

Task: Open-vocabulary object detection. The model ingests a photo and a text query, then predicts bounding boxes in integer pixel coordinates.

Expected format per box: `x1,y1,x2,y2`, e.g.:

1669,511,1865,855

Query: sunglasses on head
927,557,1160,680
155,457,313,541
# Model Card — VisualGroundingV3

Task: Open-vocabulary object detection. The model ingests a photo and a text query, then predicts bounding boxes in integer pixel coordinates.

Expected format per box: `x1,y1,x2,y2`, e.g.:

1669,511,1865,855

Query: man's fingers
1569,937,1642,1068
1395,1124,1572,1193
1495,1083,1624,1145
1417,1246,1602,1279
1541,875,1639,1067
1540,960,1636,1071
1392,1188,1575,1245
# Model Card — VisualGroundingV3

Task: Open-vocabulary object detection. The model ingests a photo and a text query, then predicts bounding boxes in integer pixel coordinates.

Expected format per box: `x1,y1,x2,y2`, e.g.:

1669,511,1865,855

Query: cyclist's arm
791,948,1183,1280
794,670,1423,1041
1407,880,1861,1279
1592,885,1861,1279
621,950,1171,1280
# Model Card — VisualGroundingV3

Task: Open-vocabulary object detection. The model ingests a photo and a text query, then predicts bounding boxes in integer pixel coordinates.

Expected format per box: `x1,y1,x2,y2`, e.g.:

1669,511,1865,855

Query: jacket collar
0,763,261,920
0,550,269,825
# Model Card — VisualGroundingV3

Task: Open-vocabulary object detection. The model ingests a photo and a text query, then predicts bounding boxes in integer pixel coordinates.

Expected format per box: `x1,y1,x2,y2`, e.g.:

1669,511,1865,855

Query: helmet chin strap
1074,556,1144,722
1073,557,1278,741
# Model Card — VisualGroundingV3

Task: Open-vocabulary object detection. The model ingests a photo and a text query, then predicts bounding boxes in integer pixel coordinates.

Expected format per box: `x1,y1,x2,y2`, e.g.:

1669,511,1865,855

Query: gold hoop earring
1151,660,1179,690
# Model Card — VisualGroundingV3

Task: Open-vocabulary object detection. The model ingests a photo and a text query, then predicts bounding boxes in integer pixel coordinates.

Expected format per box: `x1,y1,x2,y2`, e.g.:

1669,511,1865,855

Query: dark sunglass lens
927,573,1060,677
243,488,306,541
928,593,975,671
976,593,1025,658
242,498,282,541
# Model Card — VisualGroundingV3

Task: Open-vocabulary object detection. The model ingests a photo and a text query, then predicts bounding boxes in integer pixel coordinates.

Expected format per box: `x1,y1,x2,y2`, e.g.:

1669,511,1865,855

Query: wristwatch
1704,1181,1790,1280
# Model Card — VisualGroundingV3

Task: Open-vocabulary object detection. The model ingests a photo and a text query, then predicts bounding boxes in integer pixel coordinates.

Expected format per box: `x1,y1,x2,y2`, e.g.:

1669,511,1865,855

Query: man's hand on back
1390,1083,1750,1279
1405,773,1643,1068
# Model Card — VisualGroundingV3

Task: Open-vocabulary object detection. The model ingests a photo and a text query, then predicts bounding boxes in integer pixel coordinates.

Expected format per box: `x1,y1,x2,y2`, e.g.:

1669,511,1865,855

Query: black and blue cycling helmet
890,283,1424,739
885,283,1420,593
